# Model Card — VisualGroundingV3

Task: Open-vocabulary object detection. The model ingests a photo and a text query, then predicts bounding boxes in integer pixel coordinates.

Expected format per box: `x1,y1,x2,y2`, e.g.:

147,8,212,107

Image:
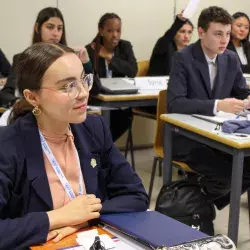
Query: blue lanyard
39,129,84,200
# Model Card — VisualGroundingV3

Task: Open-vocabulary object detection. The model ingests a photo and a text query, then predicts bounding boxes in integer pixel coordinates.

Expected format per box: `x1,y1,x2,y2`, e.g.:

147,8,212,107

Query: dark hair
10,42,74,123
185,20,194,30
232,12,250,56
198,6,233,31
32,7,67,45
93,13,121,74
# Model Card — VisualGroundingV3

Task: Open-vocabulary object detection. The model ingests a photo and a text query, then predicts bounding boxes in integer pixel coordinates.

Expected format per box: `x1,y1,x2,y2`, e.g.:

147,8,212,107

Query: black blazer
86,39,138,78
0,54,19,107
167,40,250,157
227,41,250,74
0,49,11,77
148,17,187,76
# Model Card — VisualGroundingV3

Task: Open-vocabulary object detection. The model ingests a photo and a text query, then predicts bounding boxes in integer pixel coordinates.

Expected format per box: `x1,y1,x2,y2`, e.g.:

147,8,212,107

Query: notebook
100,211,207,249
100,78,138,95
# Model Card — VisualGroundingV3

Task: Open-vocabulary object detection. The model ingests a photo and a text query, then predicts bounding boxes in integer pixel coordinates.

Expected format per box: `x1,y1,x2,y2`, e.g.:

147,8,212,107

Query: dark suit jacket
227,40,250,74
167,40,250,157
0,113,148,249
86,39,138,78
0,49,11,77
147,17,187,76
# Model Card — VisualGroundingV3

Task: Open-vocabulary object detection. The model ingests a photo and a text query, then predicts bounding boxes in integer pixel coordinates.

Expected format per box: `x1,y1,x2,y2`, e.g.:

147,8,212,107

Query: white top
235,46,248,65
204,54,217,89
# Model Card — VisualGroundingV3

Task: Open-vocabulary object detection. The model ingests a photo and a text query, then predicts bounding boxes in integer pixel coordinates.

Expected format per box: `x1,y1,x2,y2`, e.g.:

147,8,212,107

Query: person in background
0,49,11,86
86,13,138,142
0,7,91,107
227,12,250,74
0,42,148,249
148,12,194,76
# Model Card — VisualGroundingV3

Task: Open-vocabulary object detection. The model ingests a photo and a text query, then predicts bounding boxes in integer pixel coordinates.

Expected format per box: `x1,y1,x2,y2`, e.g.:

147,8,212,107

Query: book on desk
100,211,207,249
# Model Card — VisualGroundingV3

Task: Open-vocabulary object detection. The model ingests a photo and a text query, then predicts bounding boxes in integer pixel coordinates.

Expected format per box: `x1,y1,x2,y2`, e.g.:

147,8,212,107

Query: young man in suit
167,6,250,209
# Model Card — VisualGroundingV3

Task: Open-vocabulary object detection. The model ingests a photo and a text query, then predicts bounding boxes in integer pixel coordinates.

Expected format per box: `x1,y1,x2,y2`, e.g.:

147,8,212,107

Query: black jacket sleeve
0,49,11,77
148,17,187,76
109,41,138,77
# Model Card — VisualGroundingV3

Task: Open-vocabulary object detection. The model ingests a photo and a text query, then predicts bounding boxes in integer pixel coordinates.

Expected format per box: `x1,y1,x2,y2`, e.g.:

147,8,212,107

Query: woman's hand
91,42,113,62
47,194,102,231
47,222,88,243
75,47,90,64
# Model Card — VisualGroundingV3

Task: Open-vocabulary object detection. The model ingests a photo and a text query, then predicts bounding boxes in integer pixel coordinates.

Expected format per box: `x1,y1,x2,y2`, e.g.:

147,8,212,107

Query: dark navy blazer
0,113,148,249
167,40,250,158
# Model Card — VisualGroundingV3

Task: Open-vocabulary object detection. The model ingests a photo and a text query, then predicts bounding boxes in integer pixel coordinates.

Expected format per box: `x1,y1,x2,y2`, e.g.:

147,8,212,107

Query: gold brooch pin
90,158,97,168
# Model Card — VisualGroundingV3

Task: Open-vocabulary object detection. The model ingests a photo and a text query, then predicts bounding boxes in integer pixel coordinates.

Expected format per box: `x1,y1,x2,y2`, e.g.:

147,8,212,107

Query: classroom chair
148,89,194,202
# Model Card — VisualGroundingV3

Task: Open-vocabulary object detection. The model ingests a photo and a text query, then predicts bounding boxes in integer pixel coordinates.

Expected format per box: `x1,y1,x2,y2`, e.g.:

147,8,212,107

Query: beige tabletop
160,113,250,149
95,92,159,102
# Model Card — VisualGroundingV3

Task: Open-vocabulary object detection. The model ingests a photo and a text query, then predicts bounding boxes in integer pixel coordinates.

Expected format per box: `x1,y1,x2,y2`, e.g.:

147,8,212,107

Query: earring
32,106,41,116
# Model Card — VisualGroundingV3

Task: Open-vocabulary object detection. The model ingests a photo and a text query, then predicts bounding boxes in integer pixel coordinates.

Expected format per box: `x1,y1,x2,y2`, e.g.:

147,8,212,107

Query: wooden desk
91,93,158,126
160,113,250,245
30,226,113,250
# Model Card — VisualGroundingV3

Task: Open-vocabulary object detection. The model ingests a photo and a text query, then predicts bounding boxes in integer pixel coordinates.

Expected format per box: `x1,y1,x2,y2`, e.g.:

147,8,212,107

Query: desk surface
30,226,112,250
161,113,250,149
95,92,158,102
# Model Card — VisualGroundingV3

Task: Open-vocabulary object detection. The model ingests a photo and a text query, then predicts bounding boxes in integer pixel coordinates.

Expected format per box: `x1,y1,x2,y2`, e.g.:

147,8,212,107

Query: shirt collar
204,53,217,64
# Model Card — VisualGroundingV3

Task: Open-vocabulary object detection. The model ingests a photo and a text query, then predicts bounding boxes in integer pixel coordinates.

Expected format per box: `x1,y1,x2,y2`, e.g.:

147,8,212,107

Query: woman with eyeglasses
0,7,91,108
227,12,250,73
0,42,148,249
86,13,138,142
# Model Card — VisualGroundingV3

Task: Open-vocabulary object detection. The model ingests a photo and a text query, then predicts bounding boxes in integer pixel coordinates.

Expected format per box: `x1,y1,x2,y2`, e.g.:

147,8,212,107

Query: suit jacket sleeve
0,148,50,249
0,49,11,77
98,116,149,213
167,52,215,115
109,41,138,77
231,54,250,99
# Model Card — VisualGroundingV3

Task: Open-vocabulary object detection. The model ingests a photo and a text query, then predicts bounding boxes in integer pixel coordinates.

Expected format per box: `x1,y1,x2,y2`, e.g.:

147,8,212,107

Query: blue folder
100,211,207,249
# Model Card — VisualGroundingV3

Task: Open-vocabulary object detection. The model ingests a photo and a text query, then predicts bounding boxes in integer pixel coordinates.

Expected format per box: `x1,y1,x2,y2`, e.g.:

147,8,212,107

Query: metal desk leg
228,149,244,245
163,123,173,186
101,110,111,127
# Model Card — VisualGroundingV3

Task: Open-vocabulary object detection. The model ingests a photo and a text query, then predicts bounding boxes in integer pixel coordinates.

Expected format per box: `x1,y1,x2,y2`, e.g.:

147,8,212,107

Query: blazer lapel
193,41,212,99
20,113,53,210
71,121,102,195
212,54,227,98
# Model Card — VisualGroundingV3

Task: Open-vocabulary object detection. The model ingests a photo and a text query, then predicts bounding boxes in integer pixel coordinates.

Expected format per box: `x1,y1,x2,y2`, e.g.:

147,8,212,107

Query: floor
125,148,250,249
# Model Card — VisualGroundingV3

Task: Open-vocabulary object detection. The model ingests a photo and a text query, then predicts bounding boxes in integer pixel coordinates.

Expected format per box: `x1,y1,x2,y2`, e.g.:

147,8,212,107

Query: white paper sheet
182,0,200,19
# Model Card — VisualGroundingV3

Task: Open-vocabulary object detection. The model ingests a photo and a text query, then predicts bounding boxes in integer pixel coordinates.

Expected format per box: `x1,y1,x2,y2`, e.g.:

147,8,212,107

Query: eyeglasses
41,73,93,100
60,73,93,99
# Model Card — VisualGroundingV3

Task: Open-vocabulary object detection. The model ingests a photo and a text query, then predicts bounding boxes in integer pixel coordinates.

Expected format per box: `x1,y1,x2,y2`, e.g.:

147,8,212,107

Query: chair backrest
136,60,149,77
154,89,167,158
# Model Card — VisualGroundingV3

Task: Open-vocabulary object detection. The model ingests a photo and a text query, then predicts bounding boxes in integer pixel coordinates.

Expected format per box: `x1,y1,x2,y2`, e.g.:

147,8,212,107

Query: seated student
86,13,138,142
167,6,250,210
0,48,11,86
0,42,148,249
227,12,250,74
148,12,193,76
0,7,91,107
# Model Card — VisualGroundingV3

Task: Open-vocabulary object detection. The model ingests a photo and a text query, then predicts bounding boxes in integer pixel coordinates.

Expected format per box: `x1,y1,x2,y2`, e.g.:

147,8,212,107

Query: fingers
89,211,101,220
90,203,102,212
46,230,58,242
53,231,63,243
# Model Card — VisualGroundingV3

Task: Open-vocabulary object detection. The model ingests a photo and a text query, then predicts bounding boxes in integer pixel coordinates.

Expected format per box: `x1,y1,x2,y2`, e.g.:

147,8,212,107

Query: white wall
0,0,57,62
1,0,250,62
